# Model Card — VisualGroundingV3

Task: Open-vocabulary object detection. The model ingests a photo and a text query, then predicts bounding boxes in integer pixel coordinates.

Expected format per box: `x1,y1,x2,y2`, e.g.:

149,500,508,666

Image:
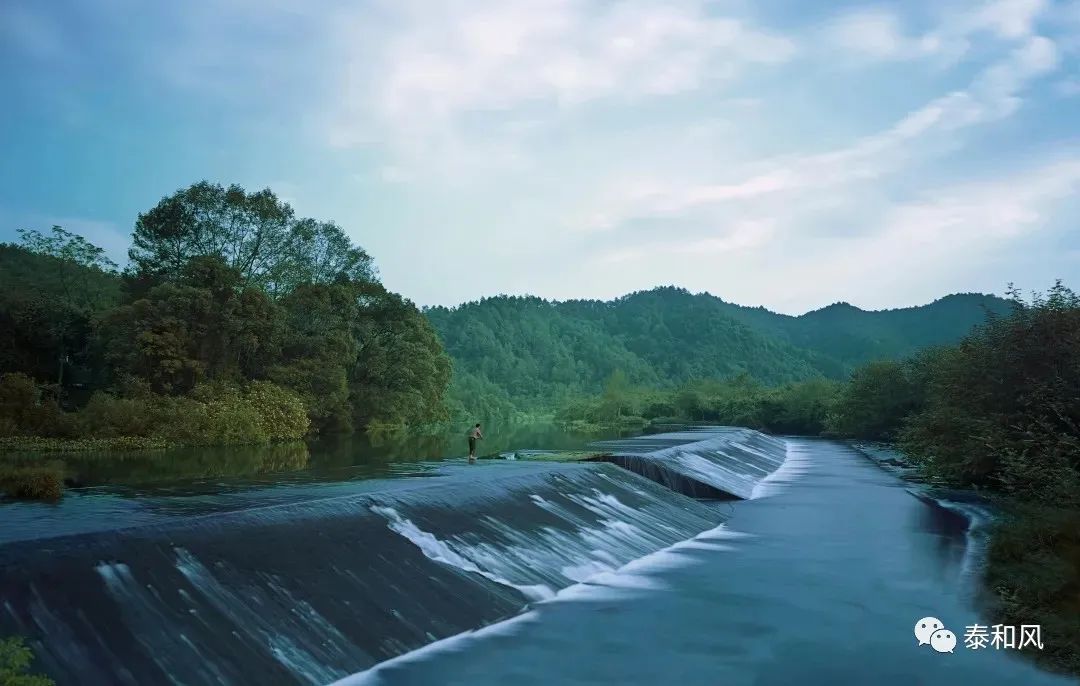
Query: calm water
0,422,631,544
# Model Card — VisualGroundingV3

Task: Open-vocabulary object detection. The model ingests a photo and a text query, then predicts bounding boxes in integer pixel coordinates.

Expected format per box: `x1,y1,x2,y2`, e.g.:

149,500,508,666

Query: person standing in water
468,423,483,463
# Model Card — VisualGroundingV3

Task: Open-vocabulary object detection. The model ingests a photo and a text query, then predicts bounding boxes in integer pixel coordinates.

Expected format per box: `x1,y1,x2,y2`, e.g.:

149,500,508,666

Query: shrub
0,374,67,437
203,397,268,445
0,462,65,500
244,381,310,440
0,636,53,686
75,393,156,438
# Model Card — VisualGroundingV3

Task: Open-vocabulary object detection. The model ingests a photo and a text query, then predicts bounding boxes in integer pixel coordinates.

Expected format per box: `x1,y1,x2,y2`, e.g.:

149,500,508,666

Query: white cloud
326,0,795,167
578,31,1060,237
823,9,942,60
596,219,775,265
967,0,1048,39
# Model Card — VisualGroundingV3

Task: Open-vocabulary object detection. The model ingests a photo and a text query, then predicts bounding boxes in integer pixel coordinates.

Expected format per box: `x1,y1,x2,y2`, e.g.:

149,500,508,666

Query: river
1,428,1075,684
333,438,1074,686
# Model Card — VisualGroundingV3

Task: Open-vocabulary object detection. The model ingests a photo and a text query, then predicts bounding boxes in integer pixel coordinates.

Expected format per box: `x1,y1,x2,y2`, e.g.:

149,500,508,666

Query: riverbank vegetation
0,637,52,686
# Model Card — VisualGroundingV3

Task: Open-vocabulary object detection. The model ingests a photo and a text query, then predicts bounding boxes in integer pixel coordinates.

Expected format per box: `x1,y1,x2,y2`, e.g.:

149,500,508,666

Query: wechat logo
914,617,956,654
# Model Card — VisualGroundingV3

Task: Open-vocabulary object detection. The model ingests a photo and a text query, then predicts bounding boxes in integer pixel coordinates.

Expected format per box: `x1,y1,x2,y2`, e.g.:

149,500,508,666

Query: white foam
750,443,813,499
931,497,995,593
371,506,556,602
330,522,746,686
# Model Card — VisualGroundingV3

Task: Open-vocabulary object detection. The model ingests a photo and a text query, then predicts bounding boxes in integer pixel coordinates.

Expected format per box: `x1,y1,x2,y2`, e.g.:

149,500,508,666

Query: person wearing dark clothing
468,423,483,462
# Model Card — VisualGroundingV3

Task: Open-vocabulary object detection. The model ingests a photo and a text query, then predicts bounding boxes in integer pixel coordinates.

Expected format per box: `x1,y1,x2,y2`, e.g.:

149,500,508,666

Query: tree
12,228,119,387
99,256,281,394
129,182,377,294
828,360,922,440
349,285,452,427
269,282,359,433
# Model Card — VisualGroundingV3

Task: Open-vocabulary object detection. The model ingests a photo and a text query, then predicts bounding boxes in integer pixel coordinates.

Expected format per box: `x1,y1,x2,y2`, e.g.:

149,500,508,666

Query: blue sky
1,0,1078,314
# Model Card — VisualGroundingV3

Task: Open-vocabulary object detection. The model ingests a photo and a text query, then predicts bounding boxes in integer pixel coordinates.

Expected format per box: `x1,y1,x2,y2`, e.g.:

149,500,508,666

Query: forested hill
424,286,1011,416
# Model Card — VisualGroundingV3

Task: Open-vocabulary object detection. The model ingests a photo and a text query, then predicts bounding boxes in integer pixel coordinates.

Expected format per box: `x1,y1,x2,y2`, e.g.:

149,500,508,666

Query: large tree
99,256,281,394
129,181,376,293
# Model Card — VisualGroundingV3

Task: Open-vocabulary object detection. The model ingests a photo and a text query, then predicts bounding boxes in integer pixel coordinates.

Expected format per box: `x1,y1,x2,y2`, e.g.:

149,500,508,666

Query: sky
1,0,1078,314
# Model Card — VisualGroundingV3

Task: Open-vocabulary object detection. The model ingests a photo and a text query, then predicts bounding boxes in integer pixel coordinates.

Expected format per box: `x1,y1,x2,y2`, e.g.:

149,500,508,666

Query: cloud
578,30,1061,237
823,9,943,61
821,0,1052,65
776,156,1080,305
595,219,775,265
326,0,796,170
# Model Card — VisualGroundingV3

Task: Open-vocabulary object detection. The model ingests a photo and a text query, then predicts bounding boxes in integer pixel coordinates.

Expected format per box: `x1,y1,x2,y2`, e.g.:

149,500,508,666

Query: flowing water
1,427,1075,685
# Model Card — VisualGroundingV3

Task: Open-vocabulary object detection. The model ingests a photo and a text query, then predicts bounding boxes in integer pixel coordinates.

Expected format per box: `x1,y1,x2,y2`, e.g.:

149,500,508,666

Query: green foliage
270,283,360,433
3,183,443,439
0,637,53,686
985,504,1080,675
244,381,310,441
0,374,69,438
555,374,840,436
429,286,1005,420
827,360,924,440
129,181,376,293
0,241,121,387
99,256,281,394
349,286,451,428
0,462,65,501
0,437,173,452
901,282,1080,492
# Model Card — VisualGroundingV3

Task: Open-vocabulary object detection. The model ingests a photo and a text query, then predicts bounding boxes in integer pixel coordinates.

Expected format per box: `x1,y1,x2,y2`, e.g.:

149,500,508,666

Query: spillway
1,460,728,686
589,427,788,499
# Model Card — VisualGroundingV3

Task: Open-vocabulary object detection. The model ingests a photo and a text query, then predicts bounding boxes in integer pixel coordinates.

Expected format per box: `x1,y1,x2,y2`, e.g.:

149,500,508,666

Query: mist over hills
425,286,1011,415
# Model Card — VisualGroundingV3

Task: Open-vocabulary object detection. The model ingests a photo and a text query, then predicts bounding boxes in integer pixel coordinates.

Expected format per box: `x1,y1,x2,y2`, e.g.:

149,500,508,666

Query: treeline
426,286,1009,420
0,182,451,448
559,282,1080,673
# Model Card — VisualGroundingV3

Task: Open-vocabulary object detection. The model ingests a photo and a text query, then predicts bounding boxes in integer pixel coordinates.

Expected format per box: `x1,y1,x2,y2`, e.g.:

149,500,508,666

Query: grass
0,436,174,453
0,461,65,501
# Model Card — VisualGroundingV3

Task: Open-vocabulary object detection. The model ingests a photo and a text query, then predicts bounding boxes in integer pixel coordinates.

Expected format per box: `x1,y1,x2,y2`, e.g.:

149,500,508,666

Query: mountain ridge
424,286,1012,416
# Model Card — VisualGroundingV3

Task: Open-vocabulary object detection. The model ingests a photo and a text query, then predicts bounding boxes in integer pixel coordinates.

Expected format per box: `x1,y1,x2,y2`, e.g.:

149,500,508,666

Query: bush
0,636,53,686
0,462,65,500
76,393,156,438
0,374,68,438
203,397,267,445
986,504,1080,675
245,381,310,440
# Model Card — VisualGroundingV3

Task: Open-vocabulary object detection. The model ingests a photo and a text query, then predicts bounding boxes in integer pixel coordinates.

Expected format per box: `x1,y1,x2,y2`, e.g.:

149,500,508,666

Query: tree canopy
129,181,377,294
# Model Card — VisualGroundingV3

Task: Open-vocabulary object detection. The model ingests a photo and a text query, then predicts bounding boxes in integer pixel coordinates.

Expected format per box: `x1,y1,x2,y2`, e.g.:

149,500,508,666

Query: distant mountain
710,292,1012,368
425,286,1011,415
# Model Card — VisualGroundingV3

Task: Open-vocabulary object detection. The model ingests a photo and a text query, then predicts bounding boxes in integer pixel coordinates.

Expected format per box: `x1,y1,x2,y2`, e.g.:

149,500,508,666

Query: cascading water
1,452,756,686
589,427,789,499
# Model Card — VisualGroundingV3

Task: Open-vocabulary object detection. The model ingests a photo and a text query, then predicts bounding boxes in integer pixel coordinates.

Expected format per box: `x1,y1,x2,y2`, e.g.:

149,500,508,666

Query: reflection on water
64,442,313,488
55,422,633,492
0,423,641,544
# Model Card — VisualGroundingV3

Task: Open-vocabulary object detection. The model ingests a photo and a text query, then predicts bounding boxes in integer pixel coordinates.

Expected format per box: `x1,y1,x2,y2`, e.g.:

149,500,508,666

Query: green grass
0,436,174,453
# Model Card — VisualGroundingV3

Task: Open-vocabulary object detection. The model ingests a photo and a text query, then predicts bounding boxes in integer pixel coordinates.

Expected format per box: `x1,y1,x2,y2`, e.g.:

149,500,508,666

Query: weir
1,459,738,686
589,427,788,499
